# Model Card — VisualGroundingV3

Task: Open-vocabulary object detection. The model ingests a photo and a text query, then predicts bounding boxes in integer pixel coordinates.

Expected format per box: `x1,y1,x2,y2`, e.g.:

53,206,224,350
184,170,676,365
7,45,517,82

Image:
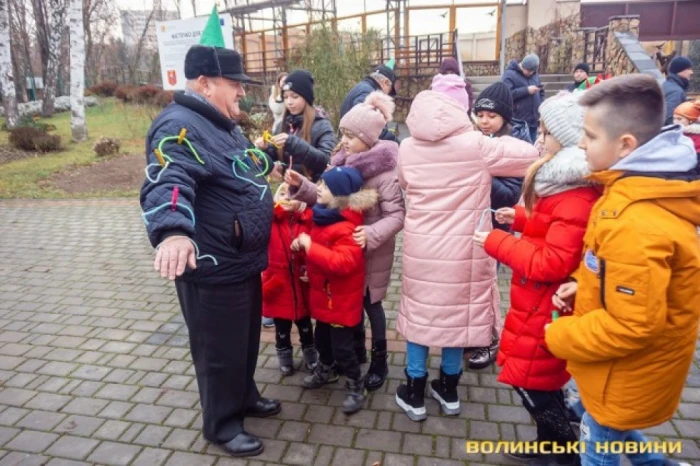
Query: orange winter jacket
546,165,700,430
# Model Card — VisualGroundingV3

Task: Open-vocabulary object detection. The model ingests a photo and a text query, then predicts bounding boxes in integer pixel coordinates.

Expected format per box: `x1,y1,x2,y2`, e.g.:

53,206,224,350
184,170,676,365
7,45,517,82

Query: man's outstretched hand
155,235,197,280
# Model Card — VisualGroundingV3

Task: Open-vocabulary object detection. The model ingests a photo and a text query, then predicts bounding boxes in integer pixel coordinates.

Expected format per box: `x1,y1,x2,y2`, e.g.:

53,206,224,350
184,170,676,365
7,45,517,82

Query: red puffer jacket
306,207,368,328
484,187,599,390
262,206,313,320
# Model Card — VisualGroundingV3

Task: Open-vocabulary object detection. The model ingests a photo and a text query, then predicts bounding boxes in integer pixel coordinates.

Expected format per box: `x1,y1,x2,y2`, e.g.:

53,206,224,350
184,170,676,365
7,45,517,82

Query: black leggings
357,290,387,341
316,321,361,380
274,317,314,350
513,387,578,445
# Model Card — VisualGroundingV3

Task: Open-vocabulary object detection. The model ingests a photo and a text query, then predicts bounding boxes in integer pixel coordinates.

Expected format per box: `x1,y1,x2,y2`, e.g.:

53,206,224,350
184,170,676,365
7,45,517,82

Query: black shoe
276,347,294,376
342,376,367,414
364,339,388,391
218,431,264,457
468,339,499,370
428,367,461,416
302,362,339,389
302,345,319,372
503,450,543,463
395,369,428,422
245,398,281,418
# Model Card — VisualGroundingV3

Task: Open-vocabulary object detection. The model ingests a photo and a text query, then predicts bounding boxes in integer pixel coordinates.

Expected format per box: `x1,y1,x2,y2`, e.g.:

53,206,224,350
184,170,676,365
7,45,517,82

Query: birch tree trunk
69,0,86,140
41,0,66,117
0,0,18,128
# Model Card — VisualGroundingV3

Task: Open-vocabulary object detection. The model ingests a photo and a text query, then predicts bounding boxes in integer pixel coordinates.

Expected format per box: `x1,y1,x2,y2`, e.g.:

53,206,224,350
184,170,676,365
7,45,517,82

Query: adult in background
502,53,545,143
437,57,474,114
567,62,590,92
340,60,399,144
140,40,279,456
663,56,694,125
268,71,288,129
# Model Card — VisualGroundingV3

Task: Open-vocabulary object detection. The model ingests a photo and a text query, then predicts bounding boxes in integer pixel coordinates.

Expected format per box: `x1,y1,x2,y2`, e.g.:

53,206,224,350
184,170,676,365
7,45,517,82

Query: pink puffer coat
397,90,539,348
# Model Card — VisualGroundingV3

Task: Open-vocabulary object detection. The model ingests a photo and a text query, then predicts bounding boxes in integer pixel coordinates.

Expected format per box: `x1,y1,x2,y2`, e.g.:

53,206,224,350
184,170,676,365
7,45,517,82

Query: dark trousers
175,277,262,444
315,321,361,380
274,316,314,349
513,386,578,445
353,290,387,351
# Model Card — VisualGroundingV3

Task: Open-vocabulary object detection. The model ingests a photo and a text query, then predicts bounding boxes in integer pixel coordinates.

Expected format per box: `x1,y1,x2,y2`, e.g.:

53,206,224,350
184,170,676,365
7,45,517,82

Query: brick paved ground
0,199,698,466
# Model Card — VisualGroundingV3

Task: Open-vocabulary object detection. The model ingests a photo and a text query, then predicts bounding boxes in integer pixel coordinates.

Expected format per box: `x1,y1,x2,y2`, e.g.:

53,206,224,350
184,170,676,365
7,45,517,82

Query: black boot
276,347,294,376
354,326,368,364
364,339,388,391
342,376,367,414
428,367,462,416
302,362,339,389
395,369,428,422
468,338,499,370
302,345,318,372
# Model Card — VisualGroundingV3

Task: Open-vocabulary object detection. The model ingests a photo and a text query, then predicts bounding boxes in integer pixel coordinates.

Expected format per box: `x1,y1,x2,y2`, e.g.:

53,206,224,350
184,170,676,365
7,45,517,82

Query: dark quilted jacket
502,60,545,128
140,92,274,284
340,77,399,143
491,119,532,231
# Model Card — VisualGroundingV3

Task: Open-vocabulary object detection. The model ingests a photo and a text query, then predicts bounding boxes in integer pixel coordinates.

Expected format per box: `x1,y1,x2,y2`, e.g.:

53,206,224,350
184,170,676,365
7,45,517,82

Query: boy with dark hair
546,74,699,466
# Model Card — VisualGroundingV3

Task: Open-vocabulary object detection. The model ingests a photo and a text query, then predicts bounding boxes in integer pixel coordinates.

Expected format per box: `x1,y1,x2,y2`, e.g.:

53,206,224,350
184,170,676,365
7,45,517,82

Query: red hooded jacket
262,206,313,320
485,186,599,390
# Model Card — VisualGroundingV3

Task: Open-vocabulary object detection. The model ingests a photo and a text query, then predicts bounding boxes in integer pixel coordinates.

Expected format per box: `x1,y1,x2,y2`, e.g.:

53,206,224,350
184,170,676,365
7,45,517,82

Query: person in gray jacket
663,56,694,126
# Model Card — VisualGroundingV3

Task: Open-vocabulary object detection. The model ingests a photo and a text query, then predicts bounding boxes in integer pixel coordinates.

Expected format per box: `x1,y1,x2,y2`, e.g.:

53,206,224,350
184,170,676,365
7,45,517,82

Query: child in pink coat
395,79,538,422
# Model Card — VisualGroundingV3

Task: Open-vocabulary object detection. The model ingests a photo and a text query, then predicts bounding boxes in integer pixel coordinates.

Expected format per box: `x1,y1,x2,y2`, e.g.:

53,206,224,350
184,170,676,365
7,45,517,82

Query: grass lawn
0,98,156,199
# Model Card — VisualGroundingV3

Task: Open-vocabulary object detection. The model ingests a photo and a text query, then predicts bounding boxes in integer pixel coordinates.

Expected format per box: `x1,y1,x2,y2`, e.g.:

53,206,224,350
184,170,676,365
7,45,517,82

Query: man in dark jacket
566,62,590,92
502,54,545,143
663,56,694,125
140,42,279,457
340,61,398,143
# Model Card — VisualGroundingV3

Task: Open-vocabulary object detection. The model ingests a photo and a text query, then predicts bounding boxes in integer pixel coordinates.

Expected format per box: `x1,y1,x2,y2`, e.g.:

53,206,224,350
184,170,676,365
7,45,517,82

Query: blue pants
580,410,668,466
406,342,463,378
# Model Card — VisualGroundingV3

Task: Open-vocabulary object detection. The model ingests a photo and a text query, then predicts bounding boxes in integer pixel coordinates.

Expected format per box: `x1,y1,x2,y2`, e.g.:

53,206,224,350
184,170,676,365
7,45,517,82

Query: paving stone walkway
0,200,698,466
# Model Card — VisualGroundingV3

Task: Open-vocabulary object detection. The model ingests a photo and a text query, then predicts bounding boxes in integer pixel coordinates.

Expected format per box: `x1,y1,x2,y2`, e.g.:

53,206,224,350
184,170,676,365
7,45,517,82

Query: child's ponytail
521,151,556,215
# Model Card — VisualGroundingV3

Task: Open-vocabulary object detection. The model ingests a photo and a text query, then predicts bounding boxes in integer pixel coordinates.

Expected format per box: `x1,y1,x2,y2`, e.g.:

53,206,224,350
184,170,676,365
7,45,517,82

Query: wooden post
261,31,267,73
361,14,366,34
495,2,502,62
449,5,456,33
282,26,289,66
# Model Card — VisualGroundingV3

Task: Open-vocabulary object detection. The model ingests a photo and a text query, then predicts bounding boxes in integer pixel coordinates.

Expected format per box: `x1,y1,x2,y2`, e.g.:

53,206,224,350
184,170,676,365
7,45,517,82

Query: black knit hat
669,56,693,75
282,70,315,106
574,62,590,74
474,82,513,122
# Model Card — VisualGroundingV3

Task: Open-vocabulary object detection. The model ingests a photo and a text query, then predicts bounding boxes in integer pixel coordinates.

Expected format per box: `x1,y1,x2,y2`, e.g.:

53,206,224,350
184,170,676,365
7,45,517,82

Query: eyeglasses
476,208,498,232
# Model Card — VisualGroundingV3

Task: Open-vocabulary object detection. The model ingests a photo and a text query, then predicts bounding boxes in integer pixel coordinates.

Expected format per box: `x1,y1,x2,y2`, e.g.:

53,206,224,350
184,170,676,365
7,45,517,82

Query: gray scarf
534,146,593,197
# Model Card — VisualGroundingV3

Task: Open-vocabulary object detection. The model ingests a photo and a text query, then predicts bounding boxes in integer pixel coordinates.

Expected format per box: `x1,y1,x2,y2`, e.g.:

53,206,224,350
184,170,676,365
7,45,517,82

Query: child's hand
353,226,367,249
297,233,311,251
254,137,268,150
269,162,284,182
473,231,489,247
552,282,578,312
495,208,515,225
284,169,304,188
271,133,289,146
291,238,302,252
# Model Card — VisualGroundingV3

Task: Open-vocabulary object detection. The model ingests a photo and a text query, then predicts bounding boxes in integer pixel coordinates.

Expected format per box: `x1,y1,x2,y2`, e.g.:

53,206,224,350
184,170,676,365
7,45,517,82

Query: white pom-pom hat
339,91,395,147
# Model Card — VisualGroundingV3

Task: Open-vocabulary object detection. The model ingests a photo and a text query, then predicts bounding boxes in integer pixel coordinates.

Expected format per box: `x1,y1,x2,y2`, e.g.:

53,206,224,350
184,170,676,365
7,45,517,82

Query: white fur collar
684,123,700,135
534,146,593,197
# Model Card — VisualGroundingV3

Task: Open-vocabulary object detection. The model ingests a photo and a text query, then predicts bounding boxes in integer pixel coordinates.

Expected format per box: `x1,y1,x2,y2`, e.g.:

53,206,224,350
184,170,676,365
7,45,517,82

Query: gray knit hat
521,54,540,72
539,92,585,148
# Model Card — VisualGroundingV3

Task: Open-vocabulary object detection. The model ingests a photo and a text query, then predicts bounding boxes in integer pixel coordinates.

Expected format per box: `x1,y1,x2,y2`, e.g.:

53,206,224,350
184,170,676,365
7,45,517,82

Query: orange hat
674,100,700,122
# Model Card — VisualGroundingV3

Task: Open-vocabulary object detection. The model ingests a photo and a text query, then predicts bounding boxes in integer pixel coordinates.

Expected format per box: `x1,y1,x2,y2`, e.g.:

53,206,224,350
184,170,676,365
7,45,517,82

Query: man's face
579,106,634,172
574,69,588,82
520,65,534,77
678,68,694,80
378,77,393,95
203,77,246,119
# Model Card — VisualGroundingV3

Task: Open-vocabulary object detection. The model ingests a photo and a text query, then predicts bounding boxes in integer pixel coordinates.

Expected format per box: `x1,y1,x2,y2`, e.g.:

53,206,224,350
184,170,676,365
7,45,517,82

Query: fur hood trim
684,123,700,135
534,146,593,197
331,140,398,180
328,188,379,212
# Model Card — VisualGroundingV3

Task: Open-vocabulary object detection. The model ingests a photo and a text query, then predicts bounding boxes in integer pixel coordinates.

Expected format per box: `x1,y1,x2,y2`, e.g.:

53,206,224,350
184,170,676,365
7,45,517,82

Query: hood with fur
330,140,398,181
328,188,379,213
535,146,592,197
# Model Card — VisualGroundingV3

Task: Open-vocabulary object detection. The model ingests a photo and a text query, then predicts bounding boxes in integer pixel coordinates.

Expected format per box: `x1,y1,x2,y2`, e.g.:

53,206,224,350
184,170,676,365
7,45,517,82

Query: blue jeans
406,342,463,378
580,411,668,466
564,379,585,419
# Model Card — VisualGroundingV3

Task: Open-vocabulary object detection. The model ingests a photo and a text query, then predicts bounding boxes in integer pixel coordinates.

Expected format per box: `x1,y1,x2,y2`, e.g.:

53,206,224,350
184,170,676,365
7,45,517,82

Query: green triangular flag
385,58,395,70
199,6,225,48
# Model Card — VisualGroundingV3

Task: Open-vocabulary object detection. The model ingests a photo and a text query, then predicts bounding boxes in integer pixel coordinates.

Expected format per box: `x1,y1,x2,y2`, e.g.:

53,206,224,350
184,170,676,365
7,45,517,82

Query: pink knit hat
339,91,395,147
431,73,470,112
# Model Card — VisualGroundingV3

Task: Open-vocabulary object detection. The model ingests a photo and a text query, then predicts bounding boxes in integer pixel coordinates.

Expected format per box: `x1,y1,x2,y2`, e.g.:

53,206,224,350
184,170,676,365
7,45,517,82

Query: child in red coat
291,166,378,415
475,92,599,466
263,183,317,376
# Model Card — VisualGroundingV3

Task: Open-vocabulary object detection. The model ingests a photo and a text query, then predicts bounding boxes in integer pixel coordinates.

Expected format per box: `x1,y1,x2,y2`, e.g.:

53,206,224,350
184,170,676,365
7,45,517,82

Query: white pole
499,0,507,75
